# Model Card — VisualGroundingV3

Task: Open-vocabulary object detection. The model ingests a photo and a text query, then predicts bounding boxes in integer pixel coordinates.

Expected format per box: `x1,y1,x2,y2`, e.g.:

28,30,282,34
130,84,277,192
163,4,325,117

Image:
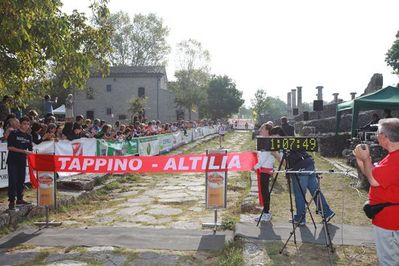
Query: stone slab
235,222,375,246
0,226,233,251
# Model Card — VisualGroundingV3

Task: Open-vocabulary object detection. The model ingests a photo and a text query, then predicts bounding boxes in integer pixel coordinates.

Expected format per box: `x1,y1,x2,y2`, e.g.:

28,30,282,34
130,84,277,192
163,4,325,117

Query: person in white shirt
253,123,281,222
218,123,226,147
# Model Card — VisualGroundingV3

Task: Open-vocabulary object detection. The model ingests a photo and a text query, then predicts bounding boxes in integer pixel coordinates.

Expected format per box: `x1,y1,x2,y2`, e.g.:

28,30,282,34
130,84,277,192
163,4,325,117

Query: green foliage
217,241,244,266
128,96,147,120
386,30,399,75
109,12,170,66
238,106,252,119
170,69,210,120
0,0,112,104
171,39,211,119
201,75,244,120
251,89,286,123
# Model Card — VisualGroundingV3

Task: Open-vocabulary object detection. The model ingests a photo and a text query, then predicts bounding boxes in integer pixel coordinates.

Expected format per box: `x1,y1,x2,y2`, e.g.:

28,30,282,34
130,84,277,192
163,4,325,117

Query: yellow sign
38,172,55,207
206,171,226,209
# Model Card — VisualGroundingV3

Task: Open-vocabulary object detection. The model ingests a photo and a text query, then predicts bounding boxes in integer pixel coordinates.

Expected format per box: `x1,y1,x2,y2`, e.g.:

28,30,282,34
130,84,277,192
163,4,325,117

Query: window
138,87,145,98
106,84,112,92
86,87,94,99
106,108,112,115
86,111,94,120
118,114,127,120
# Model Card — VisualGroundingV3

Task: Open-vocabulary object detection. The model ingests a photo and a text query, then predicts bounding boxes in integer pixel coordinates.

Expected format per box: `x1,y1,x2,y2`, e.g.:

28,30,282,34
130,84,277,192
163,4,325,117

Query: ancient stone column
316,86,323,101
333,93,339,103
287,92,292,116
350,92,357,100
297,86,302,112
291,89,297,109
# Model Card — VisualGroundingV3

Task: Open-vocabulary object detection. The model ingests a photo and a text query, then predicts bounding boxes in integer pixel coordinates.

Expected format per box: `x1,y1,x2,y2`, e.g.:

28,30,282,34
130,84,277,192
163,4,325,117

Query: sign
257,137,318,152
28,152,256,174
205,150,228,209
158,134,174,154
97,139,138,156
138,136,160,156
37,171,55,207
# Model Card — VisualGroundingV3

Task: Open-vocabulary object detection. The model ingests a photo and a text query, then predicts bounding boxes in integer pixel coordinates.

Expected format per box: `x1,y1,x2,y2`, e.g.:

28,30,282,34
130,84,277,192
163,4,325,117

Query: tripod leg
316,189,335,253
287,175,297,245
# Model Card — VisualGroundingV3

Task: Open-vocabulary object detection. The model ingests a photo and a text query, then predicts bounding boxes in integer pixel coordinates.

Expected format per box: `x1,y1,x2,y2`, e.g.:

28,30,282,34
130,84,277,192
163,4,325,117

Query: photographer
271,126,335,226
353,118,399,265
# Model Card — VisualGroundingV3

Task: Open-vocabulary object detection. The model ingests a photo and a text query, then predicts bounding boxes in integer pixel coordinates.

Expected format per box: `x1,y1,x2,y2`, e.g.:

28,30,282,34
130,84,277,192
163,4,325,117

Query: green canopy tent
336,86,399,136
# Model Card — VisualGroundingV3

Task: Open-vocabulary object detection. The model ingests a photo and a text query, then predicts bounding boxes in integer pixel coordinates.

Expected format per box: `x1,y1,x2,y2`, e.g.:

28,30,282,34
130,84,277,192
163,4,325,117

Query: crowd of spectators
0,100,218,144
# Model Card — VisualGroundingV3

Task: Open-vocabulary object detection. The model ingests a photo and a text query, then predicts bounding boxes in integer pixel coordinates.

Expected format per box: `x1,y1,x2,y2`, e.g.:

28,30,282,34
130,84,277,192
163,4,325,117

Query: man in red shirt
354,118,399,266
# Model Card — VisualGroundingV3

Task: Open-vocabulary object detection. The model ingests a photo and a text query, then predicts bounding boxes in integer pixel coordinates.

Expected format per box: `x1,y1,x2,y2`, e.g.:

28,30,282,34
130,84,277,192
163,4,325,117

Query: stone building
74,66,196,124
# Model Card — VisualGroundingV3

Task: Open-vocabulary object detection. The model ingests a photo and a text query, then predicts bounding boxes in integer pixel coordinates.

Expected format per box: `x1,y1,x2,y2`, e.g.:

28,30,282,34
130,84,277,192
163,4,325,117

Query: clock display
257,137,318,152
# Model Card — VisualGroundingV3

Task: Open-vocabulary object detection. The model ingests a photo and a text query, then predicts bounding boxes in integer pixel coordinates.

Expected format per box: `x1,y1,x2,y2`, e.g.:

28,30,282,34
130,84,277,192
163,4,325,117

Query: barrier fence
0,126,218,188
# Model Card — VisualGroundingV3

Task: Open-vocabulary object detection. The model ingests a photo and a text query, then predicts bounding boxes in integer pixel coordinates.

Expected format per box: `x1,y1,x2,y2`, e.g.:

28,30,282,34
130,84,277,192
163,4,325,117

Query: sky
62,0,399,107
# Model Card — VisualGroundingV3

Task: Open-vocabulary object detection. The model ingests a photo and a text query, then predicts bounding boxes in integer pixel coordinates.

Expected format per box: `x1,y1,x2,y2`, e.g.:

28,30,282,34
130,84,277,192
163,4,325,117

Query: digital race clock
257,137,318,152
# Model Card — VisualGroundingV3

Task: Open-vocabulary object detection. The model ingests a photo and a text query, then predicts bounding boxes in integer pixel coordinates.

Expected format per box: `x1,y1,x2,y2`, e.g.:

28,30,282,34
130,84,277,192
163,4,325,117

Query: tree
386,30,399,75
171,39,211,120
170,69,209,120
108,12,170,66
108,11,133,66
202,75,244,120
0,0,112,104
128,97,147,121
176,39,210,71
250,89,286,123
238,106,252,119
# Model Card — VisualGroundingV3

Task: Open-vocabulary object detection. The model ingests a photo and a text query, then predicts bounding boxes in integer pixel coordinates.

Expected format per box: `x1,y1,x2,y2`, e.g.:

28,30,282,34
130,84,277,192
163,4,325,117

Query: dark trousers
260,172,271,213
7,161,26,202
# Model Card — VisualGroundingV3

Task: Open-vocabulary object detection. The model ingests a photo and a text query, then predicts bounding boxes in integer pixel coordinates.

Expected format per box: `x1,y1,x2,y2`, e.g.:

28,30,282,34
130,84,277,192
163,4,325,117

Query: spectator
27,110,39,122
7,116,33,209
65,94,74,120
43,123,57,141
280,116,295,136
0,96,12,122
353,118,399,265
89,119,101,134
95,124,114,140
31,122,43,144
3,116,19,141
43,95,57,116
75,115,84,125
66,123,83,141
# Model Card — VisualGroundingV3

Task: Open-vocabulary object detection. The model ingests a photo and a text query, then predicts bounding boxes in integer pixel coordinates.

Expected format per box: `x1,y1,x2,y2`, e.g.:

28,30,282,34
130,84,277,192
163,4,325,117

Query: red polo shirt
370,149,399,230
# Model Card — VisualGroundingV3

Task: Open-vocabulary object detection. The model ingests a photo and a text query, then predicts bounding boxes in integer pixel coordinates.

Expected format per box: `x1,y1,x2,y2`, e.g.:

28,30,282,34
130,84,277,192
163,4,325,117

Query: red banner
28,152,257,188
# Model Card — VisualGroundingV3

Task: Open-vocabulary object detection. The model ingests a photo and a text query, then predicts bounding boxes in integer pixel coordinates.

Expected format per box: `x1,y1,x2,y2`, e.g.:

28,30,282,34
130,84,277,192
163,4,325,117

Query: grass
248,151,371,226
216,240,244,266
261,241,377,265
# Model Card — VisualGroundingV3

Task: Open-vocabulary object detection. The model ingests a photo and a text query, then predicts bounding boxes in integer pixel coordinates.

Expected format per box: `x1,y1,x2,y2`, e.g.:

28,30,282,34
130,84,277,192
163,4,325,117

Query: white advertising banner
55,138,97,156
172,131,184,148
183,129,193,144
55,138,97,177
138,136,160,156
158,134,174,154
193,127,204,140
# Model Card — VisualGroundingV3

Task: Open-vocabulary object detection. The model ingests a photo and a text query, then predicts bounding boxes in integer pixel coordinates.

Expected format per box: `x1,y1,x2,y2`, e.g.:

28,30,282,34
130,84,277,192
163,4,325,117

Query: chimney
297,86,302,112
316,86,323,101
332,93,339,103
350,92,357,100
